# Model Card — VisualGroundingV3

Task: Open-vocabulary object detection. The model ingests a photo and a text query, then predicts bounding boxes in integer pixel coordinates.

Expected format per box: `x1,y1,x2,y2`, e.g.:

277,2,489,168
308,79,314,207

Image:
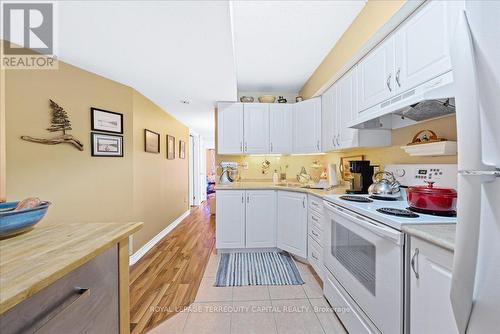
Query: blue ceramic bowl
0,201,51,238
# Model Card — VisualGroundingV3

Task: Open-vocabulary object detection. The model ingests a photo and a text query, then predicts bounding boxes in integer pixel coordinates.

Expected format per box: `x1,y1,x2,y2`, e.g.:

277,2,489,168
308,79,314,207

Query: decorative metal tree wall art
21,99,84,151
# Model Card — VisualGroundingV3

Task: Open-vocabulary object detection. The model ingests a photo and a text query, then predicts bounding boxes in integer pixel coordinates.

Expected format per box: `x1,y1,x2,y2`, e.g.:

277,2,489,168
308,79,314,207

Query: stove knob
395,168,406,177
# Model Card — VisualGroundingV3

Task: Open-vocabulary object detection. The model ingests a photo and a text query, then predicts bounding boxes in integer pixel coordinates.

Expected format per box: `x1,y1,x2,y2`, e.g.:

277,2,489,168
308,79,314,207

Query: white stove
322,164,457,334
323,193,457,231
324,164,458,230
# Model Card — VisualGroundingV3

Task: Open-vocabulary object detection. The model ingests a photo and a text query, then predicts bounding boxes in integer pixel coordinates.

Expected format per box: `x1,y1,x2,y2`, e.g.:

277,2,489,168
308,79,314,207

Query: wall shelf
400,141,457,156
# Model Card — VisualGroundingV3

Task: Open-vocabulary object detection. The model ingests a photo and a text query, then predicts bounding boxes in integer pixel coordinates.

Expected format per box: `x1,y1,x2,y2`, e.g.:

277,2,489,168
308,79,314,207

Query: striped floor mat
214,252,305,287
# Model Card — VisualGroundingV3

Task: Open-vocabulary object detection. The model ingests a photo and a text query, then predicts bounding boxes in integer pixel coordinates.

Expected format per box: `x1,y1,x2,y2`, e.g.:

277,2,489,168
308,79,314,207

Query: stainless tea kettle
368,171,401,199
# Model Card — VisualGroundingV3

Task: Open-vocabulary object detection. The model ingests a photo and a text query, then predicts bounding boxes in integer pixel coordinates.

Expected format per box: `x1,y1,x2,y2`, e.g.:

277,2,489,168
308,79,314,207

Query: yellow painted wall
299,0,406,98
5,60,189,252
131,90,189,251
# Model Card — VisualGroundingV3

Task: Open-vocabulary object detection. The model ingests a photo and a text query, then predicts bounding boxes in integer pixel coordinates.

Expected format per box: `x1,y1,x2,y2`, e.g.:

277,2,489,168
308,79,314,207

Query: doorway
189,135,195,206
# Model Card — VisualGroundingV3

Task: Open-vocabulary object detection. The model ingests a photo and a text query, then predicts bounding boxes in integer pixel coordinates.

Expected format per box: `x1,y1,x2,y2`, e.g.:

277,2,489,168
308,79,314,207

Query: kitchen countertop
215,181,348,197
402,224,456,252
0,222,142,314
217,181,457,252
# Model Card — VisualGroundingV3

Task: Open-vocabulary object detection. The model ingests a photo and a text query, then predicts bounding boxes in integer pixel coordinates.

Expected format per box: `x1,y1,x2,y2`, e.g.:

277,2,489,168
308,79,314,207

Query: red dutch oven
407,181,457,212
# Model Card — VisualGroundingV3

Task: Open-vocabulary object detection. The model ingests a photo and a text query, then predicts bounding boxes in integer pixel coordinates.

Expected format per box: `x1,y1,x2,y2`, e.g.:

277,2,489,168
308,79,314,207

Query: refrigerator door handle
458,170,500,177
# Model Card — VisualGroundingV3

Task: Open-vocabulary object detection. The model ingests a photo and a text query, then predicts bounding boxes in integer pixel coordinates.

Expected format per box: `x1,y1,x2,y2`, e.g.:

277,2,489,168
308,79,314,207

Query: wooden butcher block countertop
0,222,142,314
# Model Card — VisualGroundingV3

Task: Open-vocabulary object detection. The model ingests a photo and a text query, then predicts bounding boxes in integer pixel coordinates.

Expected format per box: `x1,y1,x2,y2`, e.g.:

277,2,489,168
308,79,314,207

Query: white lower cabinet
245,190,276,248
277,191,308,258
216,190,310,260
409,237,458,334
216,190,246,249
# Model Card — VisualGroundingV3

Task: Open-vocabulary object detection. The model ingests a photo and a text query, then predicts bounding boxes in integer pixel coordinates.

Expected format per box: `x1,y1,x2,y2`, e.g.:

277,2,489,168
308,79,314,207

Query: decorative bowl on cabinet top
240,96,254,103
0,201,51,238
258,95,276,103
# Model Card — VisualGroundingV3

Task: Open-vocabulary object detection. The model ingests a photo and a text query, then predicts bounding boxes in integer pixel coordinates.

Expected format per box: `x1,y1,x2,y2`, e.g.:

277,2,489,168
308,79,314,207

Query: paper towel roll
328,163,338,187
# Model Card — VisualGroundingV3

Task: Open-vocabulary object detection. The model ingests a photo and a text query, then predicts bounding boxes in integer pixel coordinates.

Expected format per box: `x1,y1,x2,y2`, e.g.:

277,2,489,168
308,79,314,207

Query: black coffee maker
346,160,374,194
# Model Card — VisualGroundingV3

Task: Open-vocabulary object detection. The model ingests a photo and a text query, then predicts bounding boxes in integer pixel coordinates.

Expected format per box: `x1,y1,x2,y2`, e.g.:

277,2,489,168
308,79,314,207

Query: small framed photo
179,140,186,159
91,107,123,134
144,129,160,153
166,135,175,160
91,132,123,157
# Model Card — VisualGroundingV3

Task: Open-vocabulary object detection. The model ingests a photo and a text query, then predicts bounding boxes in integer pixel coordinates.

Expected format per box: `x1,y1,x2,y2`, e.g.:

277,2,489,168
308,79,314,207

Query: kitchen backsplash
216,115,457,182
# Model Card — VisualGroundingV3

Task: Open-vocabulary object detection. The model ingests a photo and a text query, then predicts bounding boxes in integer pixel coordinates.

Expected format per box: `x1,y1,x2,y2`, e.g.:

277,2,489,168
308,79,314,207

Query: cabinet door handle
247,195,249,203
336,134,340,146
396,68,401,87
240,142,243,152
316,140,320,151
302,198,306,208
244,142,248,152
311,216,318,222
311,253,319,260
34,288,90,332
241,195,244,203
411,248,420,279
386,73,392,92
312,230,319,238
270,142,273,152
332,137,335,147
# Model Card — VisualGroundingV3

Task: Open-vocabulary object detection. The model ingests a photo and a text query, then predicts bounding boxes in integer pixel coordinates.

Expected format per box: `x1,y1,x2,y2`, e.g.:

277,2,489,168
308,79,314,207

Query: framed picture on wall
144,129,160,153
91,107,123,134
179,140,186,159
166,135,175,160
91,132,123,157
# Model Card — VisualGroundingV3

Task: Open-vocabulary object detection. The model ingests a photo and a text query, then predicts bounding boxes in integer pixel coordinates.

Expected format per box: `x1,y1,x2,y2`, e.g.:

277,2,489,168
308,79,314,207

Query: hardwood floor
129,198,215,334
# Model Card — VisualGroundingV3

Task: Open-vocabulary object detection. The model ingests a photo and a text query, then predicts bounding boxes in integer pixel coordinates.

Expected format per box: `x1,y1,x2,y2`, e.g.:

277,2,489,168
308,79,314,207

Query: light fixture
180,100,190,104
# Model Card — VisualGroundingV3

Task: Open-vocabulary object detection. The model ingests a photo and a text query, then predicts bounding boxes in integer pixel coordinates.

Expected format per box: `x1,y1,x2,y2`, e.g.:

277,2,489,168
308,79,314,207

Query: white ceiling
57,1,237,140
53,1,365,140
232,1,366,92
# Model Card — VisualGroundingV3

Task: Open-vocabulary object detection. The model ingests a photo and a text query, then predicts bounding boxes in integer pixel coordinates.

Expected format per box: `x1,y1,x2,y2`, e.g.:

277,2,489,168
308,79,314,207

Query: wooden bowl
258,95,276,103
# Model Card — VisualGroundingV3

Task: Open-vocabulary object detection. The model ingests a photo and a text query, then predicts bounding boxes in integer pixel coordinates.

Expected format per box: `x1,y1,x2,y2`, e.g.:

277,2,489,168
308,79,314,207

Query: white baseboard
129,209,190,266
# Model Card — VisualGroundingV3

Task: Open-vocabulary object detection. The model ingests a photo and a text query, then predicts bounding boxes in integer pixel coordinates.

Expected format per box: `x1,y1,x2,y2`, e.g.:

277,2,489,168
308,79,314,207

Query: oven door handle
324,201,403,245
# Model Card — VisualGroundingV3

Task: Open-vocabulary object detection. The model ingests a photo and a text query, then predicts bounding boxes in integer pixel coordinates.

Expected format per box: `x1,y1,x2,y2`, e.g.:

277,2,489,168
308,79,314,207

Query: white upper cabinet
217,102,244,154
293,97,322,154
337,67,359,149
243,103,270,154
321,84,338,152
245,190,277,248
394,1,452,93
277,191,308,258
357,36,395,112
269,104,293,154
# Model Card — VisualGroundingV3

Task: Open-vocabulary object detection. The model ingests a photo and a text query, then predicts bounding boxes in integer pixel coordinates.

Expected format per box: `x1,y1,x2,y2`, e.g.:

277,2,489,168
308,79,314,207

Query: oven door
323,200,404,334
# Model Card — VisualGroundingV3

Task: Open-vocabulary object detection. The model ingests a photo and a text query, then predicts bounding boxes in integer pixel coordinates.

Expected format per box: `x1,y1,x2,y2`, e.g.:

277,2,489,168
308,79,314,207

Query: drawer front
308,195,323,214
309,222,322,246
0,246,119,334
308,210,323,231
324,271,378,334
308,236,324,280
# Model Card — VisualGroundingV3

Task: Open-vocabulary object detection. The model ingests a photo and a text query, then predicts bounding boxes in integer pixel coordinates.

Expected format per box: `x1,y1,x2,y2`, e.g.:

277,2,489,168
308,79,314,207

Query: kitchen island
0,222,142,334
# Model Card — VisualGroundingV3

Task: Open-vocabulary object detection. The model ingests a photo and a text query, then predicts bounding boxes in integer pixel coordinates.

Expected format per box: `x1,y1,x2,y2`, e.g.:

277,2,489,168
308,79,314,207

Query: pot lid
409,181,457,195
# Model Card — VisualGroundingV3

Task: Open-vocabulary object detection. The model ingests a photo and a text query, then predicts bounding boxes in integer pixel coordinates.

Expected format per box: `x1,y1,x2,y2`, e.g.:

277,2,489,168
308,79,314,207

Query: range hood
348,71,455,129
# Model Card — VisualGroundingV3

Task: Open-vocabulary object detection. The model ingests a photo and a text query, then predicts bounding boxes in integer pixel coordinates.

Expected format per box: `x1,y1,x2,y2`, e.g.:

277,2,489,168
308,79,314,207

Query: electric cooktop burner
369,195,399,201
340,195,373,203
408,207,457,217
376,208,420,218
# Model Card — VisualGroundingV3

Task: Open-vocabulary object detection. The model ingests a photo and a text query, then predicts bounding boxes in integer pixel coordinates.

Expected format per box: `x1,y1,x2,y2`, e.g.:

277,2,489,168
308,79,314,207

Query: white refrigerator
450,1,500,333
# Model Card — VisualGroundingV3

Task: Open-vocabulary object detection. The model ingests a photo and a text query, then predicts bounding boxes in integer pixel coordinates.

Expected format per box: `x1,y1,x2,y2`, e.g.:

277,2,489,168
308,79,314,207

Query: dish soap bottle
273,169,279,184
